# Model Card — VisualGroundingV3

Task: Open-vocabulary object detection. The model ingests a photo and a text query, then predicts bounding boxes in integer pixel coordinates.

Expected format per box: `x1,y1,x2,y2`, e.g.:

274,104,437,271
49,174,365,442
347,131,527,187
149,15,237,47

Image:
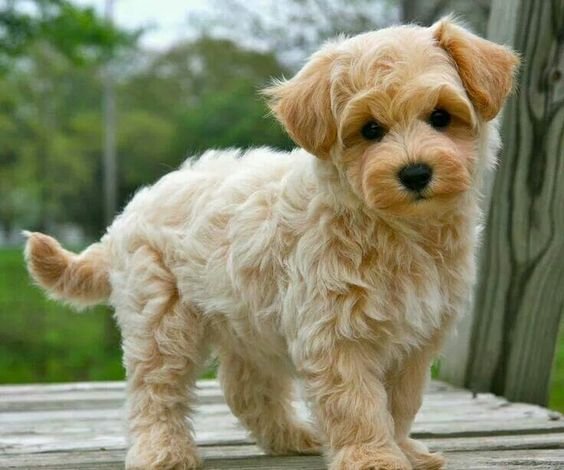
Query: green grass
1,248,562,412
0,248,123,383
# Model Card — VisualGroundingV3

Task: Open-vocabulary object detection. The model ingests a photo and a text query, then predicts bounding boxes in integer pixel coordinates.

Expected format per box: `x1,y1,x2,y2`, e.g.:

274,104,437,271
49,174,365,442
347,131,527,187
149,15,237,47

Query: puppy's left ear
263,46,339,159
433,18,520,121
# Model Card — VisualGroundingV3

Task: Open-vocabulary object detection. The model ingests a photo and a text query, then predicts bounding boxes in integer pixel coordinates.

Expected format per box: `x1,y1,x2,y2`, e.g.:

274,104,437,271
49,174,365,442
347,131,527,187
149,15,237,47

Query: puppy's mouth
407,188,434,203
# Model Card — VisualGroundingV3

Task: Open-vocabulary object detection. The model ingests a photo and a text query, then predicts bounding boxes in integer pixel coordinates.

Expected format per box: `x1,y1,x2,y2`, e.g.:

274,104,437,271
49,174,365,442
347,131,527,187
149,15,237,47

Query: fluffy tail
24,232,111,309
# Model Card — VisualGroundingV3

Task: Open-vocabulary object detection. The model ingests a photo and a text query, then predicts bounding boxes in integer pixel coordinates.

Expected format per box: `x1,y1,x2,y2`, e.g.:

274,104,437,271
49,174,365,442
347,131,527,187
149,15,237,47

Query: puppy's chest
346,234,473,340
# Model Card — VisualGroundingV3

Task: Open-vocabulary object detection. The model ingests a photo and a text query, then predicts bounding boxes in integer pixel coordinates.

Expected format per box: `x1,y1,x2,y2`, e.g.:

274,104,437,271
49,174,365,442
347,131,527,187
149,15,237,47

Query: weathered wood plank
4,433,564,465
0,388,224,412
0,379,451,397
0,378,548,414
0,380,459,413
1,380,562,468
424,434,564,452
1,401,559,432
0,382,126,395
444,449,564,469
436,0,525,390
467,0,564,406
0,380,224,396
0,391,560,425
2,447,564,470
1,404,562,456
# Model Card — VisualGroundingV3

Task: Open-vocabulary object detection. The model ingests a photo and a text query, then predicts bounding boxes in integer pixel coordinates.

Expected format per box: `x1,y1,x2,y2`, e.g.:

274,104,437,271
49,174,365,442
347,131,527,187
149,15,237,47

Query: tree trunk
401,0,418,23
465,0,564,406
401,0,450,25
103,0,118,228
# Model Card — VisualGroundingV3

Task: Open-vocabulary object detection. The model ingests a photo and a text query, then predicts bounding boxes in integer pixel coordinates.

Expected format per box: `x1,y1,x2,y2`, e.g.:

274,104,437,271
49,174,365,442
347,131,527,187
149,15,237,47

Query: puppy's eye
361,121,386,141
429,109,451,129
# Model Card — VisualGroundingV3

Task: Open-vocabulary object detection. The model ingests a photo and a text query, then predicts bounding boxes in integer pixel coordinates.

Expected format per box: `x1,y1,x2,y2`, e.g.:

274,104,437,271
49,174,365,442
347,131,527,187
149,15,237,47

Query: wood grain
2,448,564,470
467,0,564,406
0,380,563,468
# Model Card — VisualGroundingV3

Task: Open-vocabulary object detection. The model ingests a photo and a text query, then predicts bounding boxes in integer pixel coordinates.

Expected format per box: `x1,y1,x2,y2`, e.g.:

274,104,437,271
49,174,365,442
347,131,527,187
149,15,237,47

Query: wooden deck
0,380,563,469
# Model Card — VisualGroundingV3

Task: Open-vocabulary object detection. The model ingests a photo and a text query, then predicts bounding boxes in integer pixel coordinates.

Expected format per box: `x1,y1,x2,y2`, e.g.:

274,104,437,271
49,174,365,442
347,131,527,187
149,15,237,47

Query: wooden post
437,0,523,387
458,0,564,406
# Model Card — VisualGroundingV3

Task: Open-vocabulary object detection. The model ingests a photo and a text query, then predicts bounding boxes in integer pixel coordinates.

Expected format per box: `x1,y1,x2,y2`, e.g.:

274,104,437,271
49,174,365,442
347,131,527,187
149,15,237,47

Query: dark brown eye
361,121,386,141
429,108,451,129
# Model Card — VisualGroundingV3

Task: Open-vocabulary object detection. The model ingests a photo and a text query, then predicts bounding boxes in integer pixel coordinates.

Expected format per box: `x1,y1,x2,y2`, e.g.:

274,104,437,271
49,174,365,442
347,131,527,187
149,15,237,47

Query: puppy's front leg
296,339,412,470
388,347,445,470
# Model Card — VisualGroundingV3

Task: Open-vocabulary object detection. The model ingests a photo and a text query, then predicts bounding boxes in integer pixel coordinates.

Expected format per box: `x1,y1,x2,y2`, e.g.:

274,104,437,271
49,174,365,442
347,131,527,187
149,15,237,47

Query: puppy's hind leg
218,352,321,456
116,246,206,470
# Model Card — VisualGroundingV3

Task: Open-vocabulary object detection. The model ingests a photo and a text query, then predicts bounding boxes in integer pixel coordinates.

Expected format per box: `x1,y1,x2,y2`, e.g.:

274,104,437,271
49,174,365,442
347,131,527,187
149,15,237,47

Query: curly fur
25,17,518,470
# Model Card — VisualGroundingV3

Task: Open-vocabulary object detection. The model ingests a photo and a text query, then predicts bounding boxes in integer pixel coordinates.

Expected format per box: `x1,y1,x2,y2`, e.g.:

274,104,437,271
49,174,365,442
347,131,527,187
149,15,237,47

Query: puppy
25,17,518,470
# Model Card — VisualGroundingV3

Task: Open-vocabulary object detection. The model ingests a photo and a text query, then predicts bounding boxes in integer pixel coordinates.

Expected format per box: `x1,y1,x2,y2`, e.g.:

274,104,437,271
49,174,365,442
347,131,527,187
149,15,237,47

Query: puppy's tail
24,232,111,309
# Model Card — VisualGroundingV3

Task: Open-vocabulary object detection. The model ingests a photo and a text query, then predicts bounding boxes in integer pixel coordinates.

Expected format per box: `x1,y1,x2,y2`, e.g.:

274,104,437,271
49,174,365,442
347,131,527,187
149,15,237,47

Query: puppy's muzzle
398,163,433,192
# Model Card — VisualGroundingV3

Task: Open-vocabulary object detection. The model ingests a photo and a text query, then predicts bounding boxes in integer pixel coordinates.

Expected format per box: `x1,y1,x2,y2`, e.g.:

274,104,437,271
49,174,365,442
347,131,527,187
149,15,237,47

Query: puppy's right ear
263,47,339,159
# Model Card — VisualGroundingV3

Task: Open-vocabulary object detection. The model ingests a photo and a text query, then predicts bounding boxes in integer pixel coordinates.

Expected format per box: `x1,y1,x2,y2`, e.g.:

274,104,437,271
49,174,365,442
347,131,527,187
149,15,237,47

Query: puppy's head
265,18,519,217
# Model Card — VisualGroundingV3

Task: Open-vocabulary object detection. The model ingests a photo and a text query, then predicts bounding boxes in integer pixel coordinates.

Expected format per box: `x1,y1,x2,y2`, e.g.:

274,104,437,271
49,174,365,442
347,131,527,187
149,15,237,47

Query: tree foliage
0,0,133,68
193,0,399,67
193,0,491,68
0,35,290,237
0,0,491,239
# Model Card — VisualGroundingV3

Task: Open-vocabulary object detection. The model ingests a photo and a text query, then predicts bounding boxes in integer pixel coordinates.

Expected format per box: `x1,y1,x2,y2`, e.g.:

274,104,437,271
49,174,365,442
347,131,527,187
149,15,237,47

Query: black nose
398,164,433,192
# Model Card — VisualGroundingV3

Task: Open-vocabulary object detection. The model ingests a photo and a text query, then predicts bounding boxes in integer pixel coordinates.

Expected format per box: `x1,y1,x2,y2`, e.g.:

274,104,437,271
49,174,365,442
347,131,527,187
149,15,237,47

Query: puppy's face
266,19,519,217
334,42,478,217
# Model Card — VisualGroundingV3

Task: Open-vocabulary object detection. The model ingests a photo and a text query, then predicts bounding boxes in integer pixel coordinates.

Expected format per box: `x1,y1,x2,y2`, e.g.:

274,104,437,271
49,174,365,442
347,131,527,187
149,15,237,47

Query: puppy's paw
329,444,412,470
260,423,322,456
399,438,445,470
126,438,202,470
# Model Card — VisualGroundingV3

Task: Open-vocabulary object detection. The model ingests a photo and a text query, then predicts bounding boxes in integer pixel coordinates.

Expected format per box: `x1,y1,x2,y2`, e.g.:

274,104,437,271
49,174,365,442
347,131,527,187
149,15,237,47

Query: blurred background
0,0,561,411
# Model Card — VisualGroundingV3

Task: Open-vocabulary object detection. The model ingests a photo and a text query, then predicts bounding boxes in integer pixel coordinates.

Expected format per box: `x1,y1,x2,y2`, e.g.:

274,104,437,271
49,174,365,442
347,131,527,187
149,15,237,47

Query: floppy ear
433,18,520,121
263,47,339,159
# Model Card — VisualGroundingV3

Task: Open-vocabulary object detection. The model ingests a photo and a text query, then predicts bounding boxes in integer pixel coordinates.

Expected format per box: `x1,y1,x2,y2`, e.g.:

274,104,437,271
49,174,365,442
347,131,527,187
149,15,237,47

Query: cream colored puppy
25,18,518,470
